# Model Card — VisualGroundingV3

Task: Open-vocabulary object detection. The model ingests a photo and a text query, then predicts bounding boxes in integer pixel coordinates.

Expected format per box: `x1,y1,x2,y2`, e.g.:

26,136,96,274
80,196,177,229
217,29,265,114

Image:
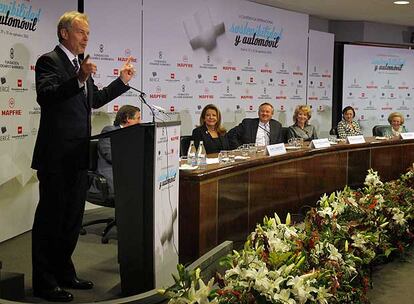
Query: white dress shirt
256,121,270,146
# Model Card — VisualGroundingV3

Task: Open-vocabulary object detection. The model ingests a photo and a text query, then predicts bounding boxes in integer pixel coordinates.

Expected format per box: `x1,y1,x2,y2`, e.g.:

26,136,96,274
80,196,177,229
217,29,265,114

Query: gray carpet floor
0,207,120,303
0,207,414,303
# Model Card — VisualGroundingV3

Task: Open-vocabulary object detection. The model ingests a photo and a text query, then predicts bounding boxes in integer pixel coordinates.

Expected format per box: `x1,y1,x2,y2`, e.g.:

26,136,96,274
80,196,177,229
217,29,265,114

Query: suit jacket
191,125,230,154
31,46,129,172
89,125,119,195
227,118,283,149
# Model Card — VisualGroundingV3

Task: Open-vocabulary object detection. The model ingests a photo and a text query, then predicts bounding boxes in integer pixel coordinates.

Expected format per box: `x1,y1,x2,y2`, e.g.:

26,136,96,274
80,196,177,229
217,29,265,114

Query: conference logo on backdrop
229,15,282,53
149,85,167,99
11,78,27,92
199,87,213,100
2,97,22,115
91,43,114,65
12,125,28,139
177,55,192,68
0,125,10,142
372,57,405,73
149,50,170,67
0,76,9,92
366,81,378,89
0,0,41,34
29,105,40,115
293,66,304,76
0,47,24,70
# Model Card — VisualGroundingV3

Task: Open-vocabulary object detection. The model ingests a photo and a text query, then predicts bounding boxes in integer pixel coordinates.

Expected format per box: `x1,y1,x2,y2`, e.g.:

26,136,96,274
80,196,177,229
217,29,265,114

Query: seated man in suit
228,102,283,149
89,105,141,196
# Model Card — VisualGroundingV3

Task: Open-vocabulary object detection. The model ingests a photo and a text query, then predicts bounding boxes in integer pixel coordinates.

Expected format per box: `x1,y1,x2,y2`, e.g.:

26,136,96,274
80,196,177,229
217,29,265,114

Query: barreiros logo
372,57,405,72
230,21,283,49
0,0,42,31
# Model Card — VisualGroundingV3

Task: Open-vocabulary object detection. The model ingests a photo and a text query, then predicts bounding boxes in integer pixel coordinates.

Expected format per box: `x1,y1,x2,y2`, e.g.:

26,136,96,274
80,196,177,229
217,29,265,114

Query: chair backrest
180,135,192,156
87,140,114,207
89,140,99,171
281,127,289,143
372,125,389,136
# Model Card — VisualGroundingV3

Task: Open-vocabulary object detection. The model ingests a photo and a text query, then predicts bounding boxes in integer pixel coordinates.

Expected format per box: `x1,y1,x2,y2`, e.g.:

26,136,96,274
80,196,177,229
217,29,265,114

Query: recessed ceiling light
394,1,410,4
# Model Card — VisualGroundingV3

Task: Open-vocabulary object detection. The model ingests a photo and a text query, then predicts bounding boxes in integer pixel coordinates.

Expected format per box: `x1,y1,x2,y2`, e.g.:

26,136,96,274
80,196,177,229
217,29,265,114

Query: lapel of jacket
251,118,259,143
54,46,77,78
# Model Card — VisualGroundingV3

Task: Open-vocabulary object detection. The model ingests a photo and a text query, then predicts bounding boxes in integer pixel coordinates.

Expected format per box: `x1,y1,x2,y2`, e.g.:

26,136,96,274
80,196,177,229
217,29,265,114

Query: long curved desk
179,138,414,263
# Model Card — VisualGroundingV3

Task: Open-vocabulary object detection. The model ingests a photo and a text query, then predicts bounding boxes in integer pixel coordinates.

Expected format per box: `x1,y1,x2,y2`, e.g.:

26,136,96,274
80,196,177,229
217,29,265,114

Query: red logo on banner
113,69,119,76
170,106,175,112
213,75,218,81
170,73,175,79
249,105,253,110
17,126,22,134
250,77,254,83
114,105,119,112
17,79,22,87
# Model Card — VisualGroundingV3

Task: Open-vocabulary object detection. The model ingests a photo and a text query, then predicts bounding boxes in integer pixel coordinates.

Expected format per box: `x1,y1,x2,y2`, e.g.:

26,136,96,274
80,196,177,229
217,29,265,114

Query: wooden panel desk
179,138,414,263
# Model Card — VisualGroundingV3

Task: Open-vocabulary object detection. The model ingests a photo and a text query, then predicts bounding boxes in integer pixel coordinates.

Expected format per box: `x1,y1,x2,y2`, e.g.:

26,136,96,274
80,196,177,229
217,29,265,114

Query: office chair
80,140,116,244
180,135,192,156
372,125,389,137
281,127,289,143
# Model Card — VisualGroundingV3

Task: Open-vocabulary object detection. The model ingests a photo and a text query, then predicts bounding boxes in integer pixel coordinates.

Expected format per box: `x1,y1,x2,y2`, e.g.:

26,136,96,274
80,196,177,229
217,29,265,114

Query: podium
92,121,180,296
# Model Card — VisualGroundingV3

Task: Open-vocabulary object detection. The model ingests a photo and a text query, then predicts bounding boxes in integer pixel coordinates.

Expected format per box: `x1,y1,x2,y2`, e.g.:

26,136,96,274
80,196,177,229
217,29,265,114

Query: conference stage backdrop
84,0,142,115
0,0,77,242
343,44,414,135
143,0,309,134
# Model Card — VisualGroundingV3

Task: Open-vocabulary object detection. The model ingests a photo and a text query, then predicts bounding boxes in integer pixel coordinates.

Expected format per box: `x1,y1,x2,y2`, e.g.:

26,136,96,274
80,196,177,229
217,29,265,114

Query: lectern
92,121,180,296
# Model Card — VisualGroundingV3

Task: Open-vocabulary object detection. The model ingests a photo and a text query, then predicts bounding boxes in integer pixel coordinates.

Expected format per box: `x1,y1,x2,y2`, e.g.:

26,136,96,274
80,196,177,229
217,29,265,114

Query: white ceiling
250,0,414,27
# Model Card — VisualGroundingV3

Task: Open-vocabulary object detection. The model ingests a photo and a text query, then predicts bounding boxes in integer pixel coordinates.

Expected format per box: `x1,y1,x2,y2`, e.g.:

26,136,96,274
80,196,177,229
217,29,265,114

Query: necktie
72,58,79,73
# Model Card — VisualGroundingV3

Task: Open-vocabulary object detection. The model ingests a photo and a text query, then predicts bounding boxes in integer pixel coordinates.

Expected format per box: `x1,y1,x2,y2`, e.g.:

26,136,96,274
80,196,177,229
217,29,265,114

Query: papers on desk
206,158,219,164
375,136,387,140
179,164,198,170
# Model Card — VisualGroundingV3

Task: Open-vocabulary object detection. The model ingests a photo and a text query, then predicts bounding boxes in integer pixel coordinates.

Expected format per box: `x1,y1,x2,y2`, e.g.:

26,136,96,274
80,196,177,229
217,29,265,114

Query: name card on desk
400,132,414,140
266,143,286,156
310,138,330,149
347,135,365,144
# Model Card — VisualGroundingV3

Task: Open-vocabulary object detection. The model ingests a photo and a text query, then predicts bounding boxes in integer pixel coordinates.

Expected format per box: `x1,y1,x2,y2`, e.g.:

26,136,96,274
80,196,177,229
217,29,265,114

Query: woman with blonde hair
191,104,230,153
287,105,318,141
385,112,408,137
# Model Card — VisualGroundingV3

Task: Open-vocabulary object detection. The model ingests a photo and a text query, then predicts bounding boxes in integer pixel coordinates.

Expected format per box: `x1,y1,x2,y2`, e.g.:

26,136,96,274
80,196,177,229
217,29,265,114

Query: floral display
161,168,414,303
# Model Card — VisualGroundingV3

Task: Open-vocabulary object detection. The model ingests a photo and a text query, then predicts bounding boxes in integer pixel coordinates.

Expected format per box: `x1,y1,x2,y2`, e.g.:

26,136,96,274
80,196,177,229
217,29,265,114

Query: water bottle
196,141,207,169
187,140,197,166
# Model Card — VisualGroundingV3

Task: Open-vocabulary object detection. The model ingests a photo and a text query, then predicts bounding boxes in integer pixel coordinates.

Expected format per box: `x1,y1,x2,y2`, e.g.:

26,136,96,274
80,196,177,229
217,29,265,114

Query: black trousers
32,168,88,291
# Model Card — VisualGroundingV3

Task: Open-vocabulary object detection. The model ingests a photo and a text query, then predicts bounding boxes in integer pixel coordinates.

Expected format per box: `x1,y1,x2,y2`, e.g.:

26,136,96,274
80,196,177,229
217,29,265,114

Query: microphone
128,85,146,97
151,104,168,113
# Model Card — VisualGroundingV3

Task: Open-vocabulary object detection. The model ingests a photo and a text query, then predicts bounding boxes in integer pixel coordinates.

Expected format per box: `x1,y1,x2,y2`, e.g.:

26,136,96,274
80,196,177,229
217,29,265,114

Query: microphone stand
129,86,156,123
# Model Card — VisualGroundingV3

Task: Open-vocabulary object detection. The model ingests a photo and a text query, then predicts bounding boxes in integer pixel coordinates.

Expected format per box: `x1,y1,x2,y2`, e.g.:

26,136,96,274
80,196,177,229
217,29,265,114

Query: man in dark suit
31,11,135,302
228,102,283,149
89,105,141,196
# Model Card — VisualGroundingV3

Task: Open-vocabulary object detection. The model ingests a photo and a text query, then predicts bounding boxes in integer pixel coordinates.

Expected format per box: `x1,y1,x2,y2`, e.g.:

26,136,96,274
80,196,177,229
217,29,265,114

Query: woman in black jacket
191,104,230,154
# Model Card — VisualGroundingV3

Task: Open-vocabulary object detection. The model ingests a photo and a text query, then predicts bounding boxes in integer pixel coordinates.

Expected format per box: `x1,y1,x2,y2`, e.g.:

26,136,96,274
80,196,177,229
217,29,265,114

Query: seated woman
337,106,362,139
287,105,317,141
385,112,408,137
192,104,230,154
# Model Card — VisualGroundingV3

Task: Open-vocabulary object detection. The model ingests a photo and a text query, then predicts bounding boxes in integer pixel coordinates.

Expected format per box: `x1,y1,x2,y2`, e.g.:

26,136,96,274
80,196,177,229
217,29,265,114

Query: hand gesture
120,56,136,84
78,55,97,83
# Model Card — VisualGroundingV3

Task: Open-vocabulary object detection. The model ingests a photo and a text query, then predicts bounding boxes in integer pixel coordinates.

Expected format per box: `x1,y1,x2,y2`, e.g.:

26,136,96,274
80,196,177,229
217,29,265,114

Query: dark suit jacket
227,118,283,149
191,125,230,154
31,46,129,172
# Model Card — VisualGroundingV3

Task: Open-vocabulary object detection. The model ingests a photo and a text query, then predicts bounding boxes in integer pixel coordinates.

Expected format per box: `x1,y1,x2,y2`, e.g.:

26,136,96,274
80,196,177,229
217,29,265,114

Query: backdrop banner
343,44,414,135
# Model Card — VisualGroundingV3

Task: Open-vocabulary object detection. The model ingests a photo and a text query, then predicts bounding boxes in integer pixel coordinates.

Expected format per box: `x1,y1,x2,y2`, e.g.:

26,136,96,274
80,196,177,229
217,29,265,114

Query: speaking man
31,11,135,302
